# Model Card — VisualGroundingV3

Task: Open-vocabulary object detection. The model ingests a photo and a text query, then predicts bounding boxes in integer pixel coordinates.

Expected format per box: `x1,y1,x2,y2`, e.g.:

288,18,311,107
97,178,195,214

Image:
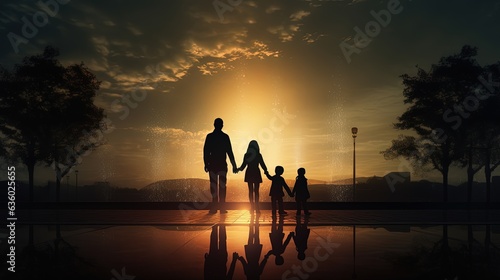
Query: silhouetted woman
238,216,271,280
239,140,268,213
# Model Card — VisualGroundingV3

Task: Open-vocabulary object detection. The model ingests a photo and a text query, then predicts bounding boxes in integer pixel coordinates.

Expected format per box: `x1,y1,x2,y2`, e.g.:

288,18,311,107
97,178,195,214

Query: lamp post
75,170,79,201
352,225,357,279
352,127,358,202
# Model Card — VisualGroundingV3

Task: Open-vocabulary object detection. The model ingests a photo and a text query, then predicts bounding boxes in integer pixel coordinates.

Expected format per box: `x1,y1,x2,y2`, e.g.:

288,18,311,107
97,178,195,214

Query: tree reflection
384,225,499,279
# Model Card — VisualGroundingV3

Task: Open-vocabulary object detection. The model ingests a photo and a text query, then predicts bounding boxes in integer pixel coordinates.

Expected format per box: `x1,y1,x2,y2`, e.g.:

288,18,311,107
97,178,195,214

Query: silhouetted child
292,216,310,260
268,216,293,266
265,166,293,217
239,140,268,214
292,167,311,216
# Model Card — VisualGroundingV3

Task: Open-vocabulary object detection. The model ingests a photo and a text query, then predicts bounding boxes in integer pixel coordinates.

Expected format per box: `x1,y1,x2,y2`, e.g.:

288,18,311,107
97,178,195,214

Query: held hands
232,166,239,174
232,252,239,260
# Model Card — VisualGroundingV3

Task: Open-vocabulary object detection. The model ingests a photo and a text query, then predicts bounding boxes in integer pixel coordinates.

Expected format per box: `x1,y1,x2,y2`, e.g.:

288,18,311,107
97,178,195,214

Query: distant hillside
141,178,212,202
140,178,345,202
142,178,209,191
330,177,371,185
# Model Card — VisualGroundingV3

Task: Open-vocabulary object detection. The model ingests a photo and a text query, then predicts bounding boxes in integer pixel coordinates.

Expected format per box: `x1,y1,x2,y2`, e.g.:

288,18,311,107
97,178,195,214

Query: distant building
94,181,111,188
493,176,500,187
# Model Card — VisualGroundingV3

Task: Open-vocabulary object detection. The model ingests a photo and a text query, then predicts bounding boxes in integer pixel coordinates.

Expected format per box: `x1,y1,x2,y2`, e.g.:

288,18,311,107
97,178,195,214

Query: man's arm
203,135,210,172
225,134,237,172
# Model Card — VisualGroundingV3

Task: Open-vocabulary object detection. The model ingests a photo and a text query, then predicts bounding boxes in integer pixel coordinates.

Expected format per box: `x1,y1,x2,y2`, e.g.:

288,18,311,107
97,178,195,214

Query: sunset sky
1,0,500,188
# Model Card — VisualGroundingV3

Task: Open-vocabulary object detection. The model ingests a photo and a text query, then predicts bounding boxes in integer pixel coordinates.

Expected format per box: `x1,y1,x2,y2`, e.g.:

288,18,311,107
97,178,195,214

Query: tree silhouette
0,46,106,202
475,63,500,204
383,46,484,202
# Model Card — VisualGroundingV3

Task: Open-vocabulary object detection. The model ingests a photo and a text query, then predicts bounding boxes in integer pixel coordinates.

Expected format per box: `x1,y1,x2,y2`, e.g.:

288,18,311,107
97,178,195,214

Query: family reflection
268,216,293,266
292,216,310,260
204,225,238,280
203,217,312,280
237,215,271,280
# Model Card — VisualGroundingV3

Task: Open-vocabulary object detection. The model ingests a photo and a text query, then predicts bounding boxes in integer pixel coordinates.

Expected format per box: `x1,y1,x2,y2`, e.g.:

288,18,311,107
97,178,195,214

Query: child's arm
265,171,273,181
283,179,293,197
227,252,239,280
237,256,247,267
292,180,297,196
259,252,271,275
259,154,268,174
238,154,248,171
283,232,293,251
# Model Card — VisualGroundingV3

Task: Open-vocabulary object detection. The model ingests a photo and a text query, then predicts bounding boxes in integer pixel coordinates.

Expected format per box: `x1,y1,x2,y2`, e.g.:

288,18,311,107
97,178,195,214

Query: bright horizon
1,0,499,188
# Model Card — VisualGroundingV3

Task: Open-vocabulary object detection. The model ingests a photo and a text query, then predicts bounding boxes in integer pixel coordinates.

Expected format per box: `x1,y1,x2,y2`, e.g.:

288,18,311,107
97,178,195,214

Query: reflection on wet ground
1,210,499,279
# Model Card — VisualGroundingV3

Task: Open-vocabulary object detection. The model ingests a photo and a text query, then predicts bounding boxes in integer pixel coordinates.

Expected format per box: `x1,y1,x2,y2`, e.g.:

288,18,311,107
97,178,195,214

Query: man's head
214,118,223,130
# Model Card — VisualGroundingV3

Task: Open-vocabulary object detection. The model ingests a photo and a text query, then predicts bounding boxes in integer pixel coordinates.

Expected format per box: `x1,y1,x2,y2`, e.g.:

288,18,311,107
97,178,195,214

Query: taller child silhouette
203,118,238,214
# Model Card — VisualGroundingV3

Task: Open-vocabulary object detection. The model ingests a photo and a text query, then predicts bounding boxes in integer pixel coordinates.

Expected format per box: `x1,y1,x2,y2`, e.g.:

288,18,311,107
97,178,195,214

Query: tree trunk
26,142,36,203
485,148,491,206
55,164,62,203
442,166,449,203
467,147,474,204
27,161,35,203
442,144,450,203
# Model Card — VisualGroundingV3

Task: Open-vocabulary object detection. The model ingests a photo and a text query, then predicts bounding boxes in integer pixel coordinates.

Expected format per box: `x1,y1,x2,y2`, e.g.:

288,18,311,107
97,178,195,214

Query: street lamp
351,127,358,202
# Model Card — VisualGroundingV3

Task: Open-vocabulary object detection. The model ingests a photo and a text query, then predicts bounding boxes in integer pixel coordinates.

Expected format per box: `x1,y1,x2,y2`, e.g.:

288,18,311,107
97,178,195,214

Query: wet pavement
14,208,500,225
2,210,500,279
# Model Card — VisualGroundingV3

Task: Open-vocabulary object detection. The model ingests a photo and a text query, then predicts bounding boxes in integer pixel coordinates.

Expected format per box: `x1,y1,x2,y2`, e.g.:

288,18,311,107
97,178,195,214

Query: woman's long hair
245,140,260,162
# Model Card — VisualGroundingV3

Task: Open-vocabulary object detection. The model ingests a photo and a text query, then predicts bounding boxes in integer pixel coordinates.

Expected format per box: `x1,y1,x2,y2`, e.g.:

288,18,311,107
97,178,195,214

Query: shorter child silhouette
292,167,311,216
268,216,293,266
292,216,310,260
265,166,293,217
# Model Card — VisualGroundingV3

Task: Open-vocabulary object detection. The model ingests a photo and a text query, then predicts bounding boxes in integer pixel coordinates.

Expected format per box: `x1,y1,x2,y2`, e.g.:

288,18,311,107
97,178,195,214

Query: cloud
290,10,311,21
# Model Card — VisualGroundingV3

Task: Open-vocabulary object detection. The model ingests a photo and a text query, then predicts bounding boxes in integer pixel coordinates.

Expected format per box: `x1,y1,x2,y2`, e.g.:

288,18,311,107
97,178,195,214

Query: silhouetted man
204,225,238,280
204,118,238,214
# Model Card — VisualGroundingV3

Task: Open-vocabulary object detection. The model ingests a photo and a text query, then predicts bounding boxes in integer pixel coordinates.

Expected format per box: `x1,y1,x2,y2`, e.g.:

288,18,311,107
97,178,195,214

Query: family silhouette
206,215,307,279
203,118,238,214
204,225,238,279
268,216,293,266
292,216,310,260
237,215,271,280
203,118,310,215
265,166,293,217
239,140,268,214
